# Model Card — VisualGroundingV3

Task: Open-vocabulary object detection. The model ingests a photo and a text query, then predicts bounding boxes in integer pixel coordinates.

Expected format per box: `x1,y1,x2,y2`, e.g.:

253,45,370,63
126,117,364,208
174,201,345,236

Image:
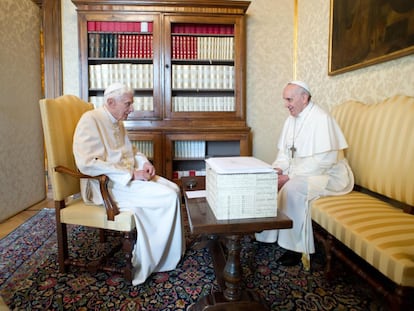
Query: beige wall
246,0,414,164
62,0,414,165
0,0,45,221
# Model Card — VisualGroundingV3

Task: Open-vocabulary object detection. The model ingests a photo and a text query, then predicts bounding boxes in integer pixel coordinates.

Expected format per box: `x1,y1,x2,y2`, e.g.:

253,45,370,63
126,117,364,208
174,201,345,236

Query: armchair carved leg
122,230,136,282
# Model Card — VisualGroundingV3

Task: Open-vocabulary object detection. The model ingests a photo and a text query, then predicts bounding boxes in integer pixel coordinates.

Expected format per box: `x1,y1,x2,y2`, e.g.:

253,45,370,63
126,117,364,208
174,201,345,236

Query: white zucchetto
288,80,311,96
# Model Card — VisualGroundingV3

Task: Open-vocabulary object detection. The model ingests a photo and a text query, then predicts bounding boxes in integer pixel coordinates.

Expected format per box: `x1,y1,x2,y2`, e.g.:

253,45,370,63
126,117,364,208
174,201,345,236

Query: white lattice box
205,157,277,220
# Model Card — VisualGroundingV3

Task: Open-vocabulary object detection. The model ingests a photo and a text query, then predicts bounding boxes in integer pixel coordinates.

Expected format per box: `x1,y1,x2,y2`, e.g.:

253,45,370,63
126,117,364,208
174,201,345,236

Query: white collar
103,105,118,124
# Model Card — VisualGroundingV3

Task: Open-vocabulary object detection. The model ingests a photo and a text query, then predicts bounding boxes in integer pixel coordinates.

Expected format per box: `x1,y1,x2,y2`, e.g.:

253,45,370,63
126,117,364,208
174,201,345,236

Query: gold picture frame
328,0,414,75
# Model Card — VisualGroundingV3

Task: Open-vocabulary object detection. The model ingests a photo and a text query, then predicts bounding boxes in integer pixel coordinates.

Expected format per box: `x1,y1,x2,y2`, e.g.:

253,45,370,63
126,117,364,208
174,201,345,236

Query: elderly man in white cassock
255,81,354,267
73,82,185,285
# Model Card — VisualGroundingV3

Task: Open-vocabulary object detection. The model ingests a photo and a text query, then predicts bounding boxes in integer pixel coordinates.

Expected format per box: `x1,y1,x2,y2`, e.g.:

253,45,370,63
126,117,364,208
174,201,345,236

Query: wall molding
31,0,63,98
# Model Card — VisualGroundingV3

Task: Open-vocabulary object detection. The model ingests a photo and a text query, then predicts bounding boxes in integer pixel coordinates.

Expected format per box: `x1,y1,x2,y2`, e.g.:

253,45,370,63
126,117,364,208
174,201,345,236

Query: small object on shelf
185,178,198,190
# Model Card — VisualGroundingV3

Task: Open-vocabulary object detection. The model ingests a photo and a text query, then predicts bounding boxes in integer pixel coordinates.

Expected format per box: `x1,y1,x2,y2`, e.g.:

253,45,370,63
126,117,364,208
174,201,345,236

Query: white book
100,64,110,89
182,65,190,89
88,65,97,89
206,156,274,174
189,65,198,89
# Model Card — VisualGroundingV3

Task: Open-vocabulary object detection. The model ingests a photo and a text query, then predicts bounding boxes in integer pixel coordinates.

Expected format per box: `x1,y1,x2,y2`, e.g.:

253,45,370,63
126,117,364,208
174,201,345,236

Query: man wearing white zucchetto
255,81,354,267
73,82,185,285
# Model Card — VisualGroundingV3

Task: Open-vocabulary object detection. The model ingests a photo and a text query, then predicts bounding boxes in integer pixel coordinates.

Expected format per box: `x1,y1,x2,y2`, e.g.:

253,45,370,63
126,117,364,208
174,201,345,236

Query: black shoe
277,250,302,266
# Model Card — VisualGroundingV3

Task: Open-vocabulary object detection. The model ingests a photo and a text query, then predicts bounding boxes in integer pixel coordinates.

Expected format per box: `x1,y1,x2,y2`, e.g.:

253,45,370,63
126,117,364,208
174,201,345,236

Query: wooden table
184,191,292,311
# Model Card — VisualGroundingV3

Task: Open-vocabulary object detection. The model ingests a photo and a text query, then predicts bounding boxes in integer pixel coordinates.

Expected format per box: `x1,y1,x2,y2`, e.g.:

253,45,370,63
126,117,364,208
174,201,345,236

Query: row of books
173,170,206,179
172,23,234,35
88,33,153,59
88,21,153,33
89,64,153,90
174,141,206,158
172,96,235,112
172,64,234,90
87,21,232,35
89,96,154,112
172,36,234,60
130,140,154,158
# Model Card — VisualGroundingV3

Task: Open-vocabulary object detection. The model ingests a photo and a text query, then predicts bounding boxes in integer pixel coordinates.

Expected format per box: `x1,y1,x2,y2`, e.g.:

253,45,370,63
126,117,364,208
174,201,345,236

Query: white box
205,156,277,220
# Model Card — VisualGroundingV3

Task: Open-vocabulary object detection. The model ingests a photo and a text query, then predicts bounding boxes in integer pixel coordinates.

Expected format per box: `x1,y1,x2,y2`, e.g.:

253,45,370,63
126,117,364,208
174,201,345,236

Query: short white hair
104,82,133,103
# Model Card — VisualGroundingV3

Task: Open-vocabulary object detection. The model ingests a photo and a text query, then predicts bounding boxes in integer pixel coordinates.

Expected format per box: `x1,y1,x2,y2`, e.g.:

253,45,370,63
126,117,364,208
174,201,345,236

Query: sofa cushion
312,191,414,287
331,95,414,206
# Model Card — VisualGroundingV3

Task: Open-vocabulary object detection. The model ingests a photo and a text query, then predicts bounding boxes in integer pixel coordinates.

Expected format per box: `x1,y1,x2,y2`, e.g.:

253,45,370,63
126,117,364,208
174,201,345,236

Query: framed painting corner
328,0,414,75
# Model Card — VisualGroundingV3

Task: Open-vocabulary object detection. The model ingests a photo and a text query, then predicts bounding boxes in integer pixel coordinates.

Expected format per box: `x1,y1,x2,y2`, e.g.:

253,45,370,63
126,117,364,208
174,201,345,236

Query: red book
174,24,183,34
179,36,183,59
213,25,220,34
192,36,197,59
143,35,147,58
95,21,102,31
114,22,122,32
188,23,195,34
134,22,141,33
101,21,109,32
138,35,143,58
200,24,208,34
87,21,96,31
108,22,115,32
117,34,124,58
148,22,153,33
149,35,153,58
207,24,214,34
120,22,128,32
126,22,134,32
173,36,178,59
131,34,136,58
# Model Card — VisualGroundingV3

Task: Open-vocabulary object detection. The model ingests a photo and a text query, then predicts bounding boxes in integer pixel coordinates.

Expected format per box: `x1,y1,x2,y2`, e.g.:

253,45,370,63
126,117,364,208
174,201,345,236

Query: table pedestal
184,193,292,311
189,235,268,311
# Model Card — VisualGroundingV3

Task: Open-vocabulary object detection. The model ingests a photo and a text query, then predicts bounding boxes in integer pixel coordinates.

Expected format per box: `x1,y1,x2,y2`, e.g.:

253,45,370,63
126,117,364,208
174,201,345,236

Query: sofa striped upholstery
311,95,414,287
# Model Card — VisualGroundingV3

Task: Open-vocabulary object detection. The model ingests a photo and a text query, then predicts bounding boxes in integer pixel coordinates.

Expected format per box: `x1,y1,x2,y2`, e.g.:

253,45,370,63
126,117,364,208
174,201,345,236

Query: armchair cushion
61,198,135,231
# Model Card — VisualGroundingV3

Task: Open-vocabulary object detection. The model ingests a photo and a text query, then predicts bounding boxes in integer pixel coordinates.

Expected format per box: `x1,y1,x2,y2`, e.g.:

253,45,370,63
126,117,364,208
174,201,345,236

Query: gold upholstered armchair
39,95,136,282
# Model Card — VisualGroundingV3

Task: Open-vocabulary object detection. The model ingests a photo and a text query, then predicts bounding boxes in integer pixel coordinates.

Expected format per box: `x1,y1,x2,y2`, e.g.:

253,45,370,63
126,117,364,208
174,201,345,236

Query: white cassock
73,106,185,285
255,102,354,260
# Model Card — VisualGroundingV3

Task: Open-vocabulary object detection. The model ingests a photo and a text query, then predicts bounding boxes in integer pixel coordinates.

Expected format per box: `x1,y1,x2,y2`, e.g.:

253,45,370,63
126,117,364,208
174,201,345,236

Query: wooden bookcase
72,0,252,181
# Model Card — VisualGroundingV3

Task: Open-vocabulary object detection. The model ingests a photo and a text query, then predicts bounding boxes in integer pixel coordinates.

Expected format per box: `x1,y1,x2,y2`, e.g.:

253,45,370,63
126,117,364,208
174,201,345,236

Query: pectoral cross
290,145,296,158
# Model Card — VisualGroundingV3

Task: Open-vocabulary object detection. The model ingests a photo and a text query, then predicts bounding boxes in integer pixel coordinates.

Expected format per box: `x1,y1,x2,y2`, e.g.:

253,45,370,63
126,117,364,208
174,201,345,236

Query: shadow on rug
0,208,386,310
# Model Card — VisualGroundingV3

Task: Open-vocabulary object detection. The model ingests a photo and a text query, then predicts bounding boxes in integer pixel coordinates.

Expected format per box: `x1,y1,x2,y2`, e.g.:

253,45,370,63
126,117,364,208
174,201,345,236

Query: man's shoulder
312,104,333,120
80,106,104,121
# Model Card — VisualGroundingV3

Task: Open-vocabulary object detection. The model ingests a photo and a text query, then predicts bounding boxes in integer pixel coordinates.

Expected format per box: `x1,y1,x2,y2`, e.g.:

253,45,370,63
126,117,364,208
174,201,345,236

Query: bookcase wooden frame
72,0,251,180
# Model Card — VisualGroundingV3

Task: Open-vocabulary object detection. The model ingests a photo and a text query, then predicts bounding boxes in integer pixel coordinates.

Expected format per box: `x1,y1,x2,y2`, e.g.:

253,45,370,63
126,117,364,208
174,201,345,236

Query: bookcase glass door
79,14,161,120
163,15,244,120
128,132,163,174
172,140,242,179
165,132,250,181
73,0,251,181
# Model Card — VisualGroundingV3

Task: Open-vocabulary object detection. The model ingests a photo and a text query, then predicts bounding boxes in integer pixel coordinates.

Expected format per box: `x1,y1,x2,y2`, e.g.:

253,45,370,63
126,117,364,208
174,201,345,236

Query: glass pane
131,140,154,159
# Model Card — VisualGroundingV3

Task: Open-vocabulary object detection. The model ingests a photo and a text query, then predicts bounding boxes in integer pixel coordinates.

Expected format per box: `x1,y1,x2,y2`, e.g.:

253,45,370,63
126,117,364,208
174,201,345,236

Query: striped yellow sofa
311,95,414,311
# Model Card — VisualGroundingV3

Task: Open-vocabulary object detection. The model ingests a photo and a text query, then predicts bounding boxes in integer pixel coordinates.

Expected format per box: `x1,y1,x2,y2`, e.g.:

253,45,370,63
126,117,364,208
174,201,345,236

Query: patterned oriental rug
0,208,386,310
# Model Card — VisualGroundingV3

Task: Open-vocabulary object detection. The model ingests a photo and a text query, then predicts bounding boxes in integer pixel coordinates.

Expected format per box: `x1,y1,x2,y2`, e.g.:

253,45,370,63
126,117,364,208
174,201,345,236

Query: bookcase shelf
72,0,251,180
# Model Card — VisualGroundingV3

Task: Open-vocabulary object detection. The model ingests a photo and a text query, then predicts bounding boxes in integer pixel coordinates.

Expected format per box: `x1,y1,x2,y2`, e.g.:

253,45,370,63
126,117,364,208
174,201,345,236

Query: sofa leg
324,235,334,278
312,222,334,279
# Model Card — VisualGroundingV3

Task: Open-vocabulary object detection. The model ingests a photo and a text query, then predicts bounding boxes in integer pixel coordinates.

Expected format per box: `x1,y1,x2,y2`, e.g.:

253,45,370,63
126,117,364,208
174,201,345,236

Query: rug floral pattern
0,208,385,310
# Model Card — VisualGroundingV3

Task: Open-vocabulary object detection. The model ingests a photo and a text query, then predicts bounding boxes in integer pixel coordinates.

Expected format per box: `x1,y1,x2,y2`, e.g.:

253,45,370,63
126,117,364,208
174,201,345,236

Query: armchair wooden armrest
54,165,120,221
